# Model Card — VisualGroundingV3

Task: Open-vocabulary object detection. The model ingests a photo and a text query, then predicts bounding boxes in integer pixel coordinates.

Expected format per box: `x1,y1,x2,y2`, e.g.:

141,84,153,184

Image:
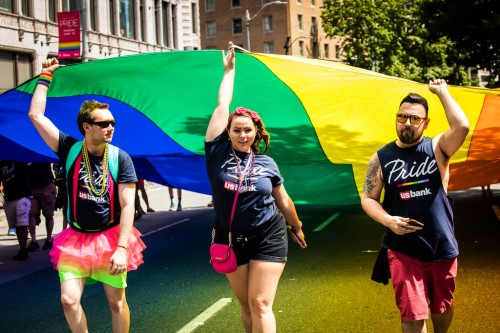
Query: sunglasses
89,120,116,128
396,113,426,125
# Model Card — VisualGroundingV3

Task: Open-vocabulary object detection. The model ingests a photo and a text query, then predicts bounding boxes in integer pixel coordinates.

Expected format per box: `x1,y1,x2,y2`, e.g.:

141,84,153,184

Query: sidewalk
0,184,212,285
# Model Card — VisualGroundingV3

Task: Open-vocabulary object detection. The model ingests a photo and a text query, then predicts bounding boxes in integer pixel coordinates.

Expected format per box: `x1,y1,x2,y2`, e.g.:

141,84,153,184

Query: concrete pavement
0,184,212,285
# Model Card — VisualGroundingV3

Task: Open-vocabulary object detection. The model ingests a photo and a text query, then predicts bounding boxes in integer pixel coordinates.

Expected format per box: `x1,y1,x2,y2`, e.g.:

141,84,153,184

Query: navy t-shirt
28,162,54,188
205,131,283,233
57,132,137,232
0,161,32,202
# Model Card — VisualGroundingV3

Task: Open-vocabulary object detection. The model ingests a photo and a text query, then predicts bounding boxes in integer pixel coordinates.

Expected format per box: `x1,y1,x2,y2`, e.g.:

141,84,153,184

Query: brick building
200,0,341,59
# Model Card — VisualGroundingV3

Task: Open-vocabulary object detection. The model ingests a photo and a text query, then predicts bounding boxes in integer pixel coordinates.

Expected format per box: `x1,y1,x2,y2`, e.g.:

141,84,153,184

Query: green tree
321,0,468,84
420,0,500,87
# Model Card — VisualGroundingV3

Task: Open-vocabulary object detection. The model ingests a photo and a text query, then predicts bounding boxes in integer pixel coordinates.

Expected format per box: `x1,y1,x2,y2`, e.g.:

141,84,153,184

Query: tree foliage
321,0,498,86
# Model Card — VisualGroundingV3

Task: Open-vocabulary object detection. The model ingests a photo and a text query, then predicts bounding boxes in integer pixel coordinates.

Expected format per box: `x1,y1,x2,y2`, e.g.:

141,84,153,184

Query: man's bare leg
103,284,130,333
60,278,88,333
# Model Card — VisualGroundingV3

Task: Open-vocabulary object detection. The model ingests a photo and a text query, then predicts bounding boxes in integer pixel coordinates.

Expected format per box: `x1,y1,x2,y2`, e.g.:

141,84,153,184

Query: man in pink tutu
28,57,146,333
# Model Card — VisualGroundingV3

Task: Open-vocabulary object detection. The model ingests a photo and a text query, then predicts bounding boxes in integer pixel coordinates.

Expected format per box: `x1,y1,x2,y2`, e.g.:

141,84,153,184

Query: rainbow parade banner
57,10,80,59
0,51,498,206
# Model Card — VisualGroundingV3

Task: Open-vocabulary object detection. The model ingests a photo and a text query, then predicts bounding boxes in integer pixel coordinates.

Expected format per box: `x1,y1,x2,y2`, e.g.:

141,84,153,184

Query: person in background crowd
27,162,56,251
168,187,182,211
0,160,32,261
53,162,69,230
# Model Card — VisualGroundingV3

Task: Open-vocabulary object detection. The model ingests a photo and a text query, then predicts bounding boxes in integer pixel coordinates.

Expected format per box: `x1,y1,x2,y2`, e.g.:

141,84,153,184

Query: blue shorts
215,211,288,266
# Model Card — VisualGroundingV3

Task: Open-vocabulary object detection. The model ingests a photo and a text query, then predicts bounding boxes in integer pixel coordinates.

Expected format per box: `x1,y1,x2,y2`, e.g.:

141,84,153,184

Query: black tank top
377,137,458,261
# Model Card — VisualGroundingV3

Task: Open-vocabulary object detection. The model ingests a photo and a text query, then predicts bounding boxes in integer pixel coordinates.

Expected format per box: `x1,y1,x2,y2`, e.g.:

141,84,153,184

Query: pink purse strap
229,149,254,231
211,149,253,247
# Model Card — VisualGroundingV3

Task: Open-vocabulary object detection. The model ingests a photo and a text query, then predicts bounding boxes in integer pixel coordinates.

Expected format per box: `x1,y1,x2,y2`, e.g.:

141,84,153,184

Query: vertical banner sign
57,10,81,59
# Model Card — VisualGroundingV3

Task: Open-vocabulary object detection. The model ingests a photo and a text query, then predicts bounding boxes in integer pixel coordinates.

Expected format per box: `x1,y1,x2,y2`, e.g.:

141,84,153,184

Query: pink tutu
49,225,146,272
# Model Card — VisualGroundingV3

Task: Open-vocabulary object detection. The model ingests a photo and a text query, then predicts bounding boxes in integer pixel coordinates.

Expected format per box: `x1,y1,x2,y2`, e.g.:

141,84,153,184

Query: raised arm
429,79,470,159
28,58,60,152
205,42,236,142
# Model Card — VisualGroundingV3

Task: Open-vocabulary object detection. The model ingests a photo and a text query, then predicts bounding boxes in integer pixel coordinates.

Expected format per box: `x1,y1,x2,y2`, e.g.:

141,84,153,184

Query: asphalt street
0,184,499,332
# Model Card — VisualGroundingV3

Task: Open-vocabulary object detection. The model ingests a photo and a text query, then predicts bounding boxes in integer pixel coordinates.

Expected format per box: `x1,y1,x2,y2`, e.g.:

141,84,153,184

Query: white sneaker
169,202,175,211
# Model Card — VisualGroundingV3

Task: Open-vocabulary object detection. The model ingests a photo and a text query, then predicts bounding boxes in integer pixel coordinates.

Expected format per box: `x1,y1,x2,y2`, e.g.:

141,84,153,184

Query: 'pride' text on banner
57,10,80,59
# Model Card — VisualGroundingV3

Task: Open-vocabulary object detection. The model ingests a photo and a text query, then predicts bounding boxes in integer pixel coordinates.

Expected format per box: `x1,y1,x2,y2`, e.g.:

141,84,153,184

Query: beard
398,126,422,144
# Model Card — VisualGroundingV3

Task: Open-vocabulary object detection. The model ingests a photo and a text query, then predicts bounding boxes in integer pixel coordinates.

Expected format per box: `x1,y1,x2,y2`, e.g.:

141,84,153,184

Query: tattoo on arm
363,154,381,196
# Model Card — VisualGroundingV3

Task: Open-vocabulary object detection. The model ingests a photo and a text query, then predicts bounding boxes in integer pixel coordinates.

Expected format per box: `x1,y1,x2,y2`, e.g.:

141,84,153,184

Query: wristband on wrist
37,72,52,87
117,244,127,250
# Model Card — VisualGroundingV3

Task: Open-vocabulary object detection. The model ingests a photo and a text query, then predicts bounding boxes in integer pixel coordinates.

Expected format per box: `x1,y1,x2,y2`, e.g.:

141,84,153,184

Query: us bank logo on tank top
384,156,437,201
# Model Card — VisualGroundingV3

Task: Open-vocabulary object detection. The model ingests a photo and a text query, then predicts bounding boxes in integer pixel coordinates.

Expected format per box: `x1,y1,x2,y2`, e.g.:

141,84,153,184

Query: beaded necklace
82,139,109,196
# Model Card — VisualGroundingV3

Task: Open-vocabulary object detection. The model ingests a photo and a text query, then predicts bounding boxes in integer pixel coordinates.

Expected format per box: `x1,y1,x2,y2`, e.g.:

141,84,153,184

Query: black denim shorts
214,211,288,266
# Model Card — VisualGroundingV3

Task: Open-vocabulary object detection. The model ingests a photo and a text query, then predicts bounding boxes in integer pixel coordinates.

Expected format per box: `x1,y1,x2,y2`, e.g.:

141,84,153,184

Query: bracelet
290,222,302,231
38,71,52,87
117,245,127,250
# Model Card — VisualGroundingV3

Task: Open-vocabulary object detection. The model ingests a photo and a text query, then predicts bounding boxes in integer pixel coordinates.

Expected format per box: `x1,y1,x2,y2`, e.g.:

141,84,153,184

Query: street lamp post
283,35,312,55
245,1,287,52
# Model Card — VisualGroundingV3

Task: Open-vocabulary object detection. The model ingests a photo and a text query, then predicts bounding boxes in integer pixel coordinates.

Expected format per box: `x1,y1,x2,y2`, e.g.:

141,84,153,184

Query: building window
191,3,198,33
205,0,214,11
48,0,57,22
297,0,302,4
162,1,169,45
311,16,317,35
233,18,242,34
110,0,116,35
0,0,13,12
335,44,340,59
312,41,319,58
89,0,97,31
0,51,33,93
324,44,329,59
206,21,216,37
140,0,146,41
171,4,177,48
120,0,135,39
299,40,304,56
263,16,272,32
311,0,315,6
298,14,303,30
62,0,78,11
263,42,274,54
232,0,241,7
20,0,31,16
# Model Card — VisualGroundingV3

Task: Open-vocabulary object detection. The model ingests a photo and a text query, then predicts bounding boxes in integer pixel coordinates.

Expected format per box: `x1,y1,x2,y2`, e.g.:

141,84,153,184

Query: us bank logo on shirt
399,187,432,200
384,157,437,201
224,180,257,193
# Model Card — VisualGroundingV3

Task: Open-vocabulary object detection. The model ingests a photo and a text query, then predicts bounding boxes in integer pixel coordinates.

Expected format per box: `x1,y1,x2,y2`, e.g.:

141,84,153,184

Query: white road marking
141,219,190,237
176,298,233,333
314,212,340,232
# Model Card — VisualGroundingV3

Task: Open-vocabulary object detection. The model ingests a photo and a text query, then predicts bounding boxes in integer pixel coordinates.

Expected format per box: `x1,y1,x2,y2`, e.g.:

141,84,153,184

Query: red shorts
138,178,145,188
388,249,457,321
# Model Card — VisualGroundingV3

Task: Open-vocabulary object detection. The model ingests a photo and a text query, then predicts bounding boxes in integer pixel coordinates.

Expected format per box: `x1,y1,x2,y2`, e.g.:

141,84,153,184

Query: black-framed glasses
90,120,116,128
396,113,426,125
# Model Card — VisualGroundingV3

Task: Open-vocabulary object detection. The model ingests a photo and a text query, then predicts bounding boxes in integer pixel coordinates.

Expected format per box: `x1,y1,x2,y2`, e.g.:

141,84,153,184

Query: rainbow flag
0,51,498,206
